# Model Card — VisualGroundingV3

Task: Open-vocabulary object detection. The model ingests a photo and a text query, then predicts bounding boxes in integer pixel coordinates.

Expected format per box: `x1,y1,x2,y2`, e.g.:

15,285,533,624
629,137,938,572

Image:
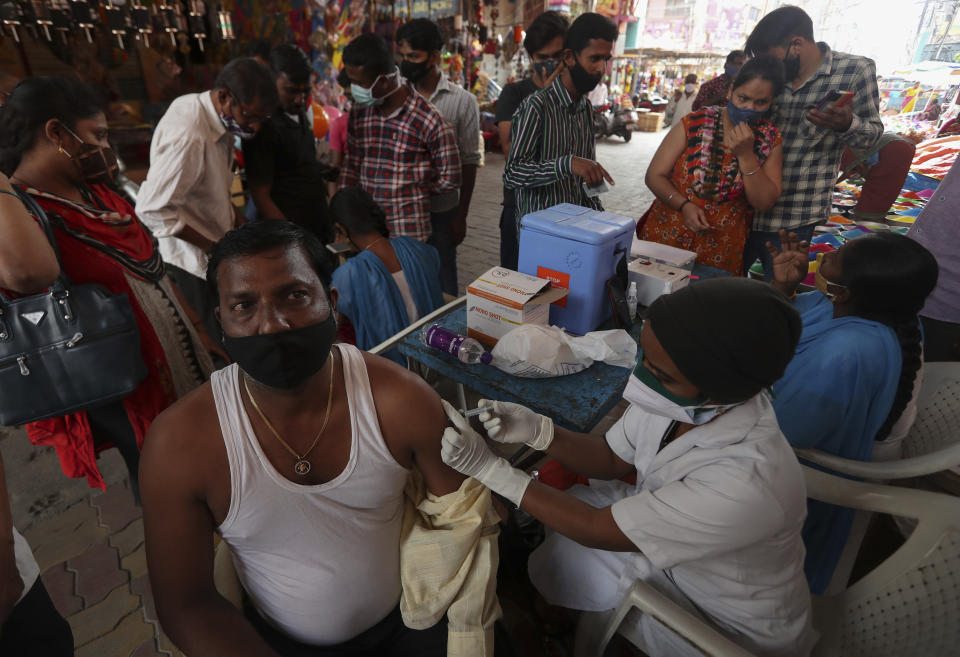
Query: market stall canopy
889,61,960,86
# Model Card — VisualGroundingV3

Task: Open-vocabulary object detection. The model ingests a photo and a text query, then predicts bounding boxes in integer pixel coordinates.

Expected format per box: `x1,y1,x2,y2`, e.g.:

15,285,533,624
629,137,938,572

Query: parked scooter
593,102,635,142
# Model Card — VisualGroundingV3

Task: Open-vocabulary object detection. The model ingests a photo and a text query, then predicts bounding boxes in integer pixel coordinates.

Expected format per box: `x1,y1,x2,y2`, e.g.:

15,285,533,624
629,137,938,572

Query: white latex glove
441,400,531,507
476,399,555,452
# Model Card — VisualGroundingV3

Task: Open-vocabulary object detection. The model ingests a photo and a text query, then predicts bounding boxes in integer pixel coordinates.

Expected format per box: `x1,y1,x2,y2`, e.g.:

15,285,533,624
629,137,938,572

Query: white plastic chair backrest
804,466,960,657
903,362,960,459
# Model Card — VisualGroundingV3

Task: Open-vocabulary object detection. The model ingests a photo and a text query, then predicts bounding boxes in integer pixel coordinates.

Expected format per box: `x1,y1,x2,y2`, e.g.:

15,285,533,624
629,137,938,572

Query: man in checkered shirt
743,6,882,279
340,34,461,243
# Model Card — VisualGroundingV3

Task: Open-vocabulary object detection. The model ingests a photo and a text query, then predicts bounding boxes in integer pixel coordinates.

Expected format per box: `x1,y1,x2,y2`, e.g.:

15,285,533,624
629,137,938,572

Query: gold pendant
294,459,312,476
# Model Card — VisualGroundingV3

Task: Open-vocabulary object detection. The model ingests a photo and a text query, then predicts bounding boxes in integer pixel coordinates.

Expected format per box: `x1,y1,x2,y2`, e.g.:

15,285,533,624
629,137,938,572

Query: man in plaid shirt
340,34,461,242
744,6,882,278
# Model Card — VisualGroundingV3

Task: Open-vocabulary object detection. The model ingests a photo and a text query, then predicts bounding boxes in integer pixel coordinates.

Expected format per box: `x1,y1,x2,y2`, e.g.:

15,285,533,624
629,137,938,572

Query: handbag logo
22,311,46,326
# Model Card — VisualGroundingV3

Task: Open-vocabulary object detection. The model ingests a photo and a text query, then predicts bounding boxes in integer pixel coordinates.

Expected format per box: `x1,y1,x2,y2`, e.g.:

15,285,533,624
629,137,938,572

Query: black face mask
567,53,603,96
532,59,559,80
782,53,801,82
400,59,431,84
223,315,337,390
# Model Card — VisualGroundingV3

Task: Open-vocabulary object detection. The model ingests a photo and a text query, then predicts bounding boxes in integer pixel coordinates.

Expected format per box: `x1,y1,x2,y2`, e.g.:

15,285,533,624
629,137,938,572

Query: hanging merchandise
69,0,97,42
105,1,128,49
311,102,329,138
130,0,152,46
49,0,73,43
0,0,23,42
28,0,53,40
187,0,206,51
217,5,233,40
157,1,179,46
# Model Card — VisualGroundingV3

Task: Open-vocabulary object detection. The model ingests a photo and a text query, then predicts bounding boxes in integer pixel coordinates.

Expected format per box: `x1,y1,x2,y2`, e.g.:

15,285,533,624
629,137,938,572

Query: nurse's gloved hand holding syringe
475,400,554,452
441,399,639,552
440,400,532,507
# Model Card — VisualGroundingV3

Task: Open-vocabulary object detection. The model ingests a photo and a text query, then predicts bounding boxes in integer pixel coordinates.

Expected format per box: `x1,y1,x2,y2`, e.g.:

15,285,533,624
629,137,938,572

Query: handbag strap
13,187,71,291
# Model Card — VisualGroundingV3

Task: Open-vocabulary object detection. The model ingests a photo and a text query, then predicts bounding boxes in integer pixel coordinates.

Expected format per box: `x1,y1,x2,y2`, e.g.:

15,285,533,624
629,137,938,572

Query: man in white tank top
139,221,469,656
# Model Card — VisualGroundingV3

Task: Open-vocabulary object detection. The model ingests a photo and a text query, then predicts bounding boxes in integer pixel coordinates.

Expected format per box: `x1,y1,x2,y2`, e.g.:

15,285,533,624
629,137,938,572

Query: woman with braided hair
766,229,939,594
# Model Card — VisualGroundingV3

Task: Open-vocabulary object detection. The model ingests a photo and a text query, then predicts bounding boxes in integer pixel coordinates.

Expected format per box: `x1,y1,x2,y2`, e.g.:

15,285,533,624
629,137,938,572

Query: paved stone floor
0,127,664,655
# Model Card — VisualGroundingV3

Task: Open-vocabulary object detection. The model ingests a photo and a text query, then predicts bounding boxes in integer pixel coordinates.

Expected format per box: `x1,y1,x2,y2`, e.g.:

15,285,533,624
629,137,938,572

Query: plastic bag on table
491,324,637,378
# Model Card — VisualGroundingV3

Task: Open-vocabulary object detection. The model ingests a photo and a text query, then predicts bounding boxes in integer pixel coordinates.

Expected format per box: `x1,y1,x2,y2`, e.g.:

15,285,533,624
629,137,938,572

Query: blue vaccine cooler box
518,203,635,335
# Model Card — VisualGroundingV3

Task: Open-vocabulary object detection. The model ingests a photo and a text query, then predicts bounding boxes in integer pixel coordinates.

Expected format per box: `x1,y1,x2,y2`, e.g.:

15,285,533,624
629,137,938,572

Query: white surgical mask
684,83,696,94
623,372,738,425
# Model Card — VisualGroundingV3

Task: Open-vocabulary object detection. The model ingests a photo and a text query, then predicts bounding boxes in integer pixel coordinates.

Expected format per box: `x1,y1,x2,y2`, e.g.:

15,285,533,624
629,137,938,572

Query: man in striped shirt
504,13,617,228
397,19,482,295
340,34,461,245
743,6,882,278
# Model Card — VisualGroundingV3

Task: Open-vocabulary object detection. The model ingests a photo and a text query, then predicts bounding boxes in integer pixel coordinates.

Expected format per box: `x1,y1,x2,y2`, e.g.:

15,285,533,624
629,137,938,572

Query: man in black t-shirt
243,45,333,243
494,11,568,270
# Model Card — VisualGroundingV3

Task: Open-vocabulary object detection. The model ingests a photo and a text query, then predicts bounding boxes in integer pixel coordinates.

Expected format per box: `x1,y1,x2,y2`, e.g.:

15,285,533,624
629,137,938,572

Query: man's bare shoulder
361,351,438,409
360,351,446,450
142,379,221,462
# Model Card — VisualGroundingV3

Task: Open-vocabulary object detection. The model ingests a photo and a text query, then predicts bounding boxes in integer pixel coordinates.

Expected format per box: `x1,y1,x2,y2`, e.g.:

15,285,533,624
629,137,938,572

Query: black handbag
0,190,147,426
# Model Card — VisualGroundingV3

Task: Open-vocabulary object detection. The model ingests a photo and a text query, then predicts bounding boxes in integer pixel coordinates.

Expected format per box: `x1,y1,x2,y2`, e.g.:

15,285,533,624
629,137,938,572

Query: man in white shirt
670,73,698,126
396,18,480,295
441,278,818,657
136,57,277,343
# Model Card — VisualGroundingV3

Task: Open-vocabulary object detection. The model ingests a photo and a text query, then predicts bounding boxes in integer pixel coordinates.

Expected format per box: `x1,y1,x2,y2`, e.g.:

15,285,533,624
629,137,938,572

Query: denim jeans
743,225,817,281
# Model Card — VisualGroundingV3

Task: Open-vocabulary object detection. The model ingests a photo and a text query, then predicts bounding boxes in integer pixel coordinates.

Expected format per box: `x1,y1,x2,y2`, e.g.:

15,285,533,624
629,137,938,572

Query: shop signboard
411,0,460,19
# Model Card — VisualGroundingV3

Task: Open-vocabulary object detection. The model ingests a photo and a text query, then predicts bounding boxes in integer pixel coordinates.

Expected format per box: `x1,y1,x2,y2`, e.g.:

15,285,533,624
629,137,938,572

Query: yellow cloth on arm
400,468,502,657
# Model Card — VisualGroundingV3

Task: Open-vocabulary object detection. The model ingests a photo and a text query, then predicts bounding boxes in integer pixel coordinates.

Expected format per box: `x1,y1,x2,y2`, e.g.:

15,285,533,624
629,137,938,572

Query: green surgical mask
633,355,708,407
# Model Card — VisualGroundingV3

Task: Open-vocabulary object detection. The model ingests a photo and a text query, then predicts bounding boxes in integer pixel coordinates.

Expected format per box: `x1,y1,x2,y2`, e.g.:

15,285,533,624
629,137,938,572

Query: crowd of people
0,4,956,657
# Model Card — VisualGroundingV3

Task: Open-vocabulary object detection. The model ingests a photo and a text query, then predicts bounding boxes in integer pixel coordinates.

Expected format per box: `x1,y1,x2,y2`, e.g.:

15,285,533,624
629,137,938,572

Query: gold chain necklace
363,236,387,251
242,352,335,476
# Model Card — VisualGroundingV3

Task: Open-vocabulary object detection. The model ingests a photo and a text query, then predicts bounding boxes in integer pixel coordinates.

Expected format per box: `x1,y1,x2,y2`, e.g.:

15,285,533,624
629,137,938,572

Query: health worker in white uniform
440,278,818,657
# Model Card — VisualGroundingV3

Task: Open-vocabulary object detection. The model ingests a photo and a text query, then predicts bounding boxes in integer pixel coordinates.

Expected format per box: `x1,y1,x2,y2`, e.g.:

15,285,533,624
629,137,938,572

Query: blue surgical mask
351,69,401,108
726,99,766,126
725,65,741,78
219,100,257,140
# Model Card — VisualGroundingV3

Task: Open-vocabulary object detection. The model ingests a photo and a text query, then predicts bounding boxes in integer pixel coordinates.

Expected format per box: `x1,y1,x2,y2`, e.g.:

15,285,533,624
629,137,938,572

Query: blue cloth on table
331,237,444,364
772,292,900,594
840,228,868,240
902,171,940,192
811,234,843,248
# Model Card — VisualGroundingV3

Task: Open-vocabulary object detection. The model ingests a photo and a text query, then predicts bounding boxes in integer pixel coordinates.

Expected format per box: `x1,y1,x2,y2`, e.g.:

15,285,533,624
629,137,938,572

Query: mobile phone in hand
814,90,853,111
583,180,610,198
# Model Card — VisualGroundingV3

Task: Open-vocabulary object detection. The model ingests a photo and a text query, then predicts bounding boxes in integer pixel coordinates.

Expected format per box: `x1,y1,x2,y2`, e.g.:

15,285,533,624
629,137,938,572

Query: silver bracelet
743,165,761,176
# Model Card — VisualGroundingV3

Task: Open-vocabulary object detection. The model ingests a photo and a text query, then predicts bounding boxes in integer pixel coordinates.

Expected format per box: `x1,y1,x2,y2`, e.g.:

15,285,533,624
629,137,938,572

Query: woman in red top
641,56,785,274
0,77,213,497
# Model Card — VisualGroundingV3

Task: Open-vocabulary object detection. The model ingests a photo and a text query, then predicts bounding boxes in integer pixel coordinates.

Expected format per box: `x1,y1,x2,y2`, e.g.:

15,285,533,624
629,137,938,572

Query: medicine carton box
467,267,569,347
518,204,635,335
628,258,690,307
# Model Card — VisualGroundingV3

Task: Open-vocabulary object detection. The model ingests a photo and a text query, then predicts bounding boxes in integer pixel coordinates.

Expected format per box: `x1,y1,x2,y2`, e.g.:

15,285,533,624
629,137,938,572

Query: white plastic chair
574,582,757,657
795,362,960,480
575,466,960,657
804,466,960,657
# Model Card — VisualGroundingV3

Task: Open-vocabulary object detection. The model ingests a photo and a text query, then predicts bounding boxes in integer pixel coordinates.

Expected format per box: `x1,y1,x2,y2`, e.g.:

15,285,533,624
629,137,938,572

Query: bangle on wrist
742,165,761,176
678,199,691,212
